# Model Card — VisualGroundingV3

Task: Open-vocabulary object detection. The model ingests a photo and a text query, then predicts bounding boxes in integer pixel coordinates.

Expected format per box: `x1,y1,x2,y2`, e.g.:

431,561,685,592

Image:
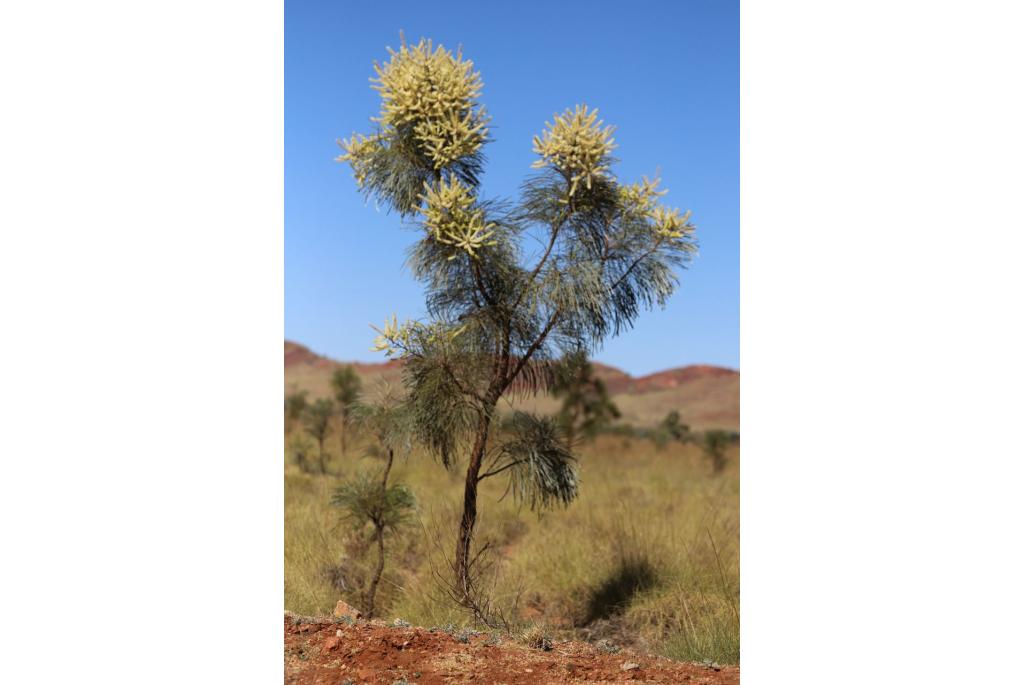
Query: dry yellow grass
284,431,739,663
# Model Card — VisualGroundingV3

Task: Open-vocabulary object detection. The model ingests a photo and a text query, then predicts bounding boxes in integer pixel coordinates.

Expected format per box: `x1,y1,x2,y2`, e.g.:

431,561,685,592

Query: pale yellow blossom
371,37,489,169
336,132,384,187
650,206,694,241
532,105,616,196
418,176,496,259
371,314,469,357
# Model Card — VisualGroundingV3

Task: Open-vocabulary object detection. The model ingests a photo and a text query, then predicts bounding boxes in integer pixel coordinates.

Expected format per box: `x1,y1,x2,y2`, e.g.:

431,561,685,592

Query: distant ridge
284,340,738,431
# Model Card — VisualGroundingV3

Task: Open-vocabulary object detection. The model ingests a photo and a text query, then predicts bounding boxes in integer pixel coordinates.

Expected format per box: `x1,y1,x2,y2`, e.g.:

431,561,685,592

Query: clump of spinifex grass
284,431,739,663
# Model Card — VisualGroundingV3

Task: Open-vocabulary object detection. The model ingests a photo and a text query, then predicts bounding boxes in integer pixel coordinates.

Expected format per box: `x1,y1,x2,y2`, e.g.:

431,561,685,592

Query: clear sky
285,0,738,376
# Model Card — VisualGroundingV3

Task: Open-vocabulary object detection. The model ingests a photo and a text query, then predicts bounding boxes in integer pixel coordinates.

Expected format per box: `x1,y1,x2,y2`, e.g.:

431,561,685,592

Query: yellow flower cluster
418,176,496,259
335,132,384,187
618,174,694,242
371,314,467,357
650,206,694,240
371,314,407,356
618,175,667,215
532,105,616,196
372,38,489,169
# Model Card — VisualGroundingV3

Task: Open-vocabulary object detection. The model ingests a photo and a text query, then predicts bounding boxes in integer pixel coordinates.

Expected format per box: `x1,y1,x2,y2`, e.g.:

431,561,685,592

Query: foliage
659,410,690,442
285,390,309,429
330,366,362,455
288,434,316,474
332,388,417,617
302,398,335,473
701,430,733,474
331,469,415,618
353,384,413,456
331,472,416,534
551,351,621,443
483,412,578,511
331,366,362,408
302,398,334,442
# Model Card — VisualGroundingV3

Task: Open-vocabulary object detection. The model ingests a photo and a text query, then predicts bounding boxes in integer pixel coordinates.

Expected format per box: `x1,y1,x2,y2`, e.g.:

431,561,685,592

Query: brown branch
472,260,497,310
504,308,561,387
512,216,565,312
607,240,663,293
478,458,526,481
440,358,486,404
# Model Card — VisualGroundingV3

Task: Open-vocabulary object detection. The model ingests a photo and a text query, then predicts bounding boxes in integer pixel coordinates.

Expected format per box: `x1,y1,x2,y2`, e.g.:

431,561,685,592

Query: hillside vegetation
285,341,738,432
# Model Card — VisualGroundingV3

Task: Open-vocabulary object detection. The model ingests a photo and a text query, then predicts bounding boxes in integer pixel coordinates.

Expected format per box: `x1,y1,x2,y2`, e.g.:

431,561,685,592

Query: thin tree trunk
364,444,395,618
339,409,348,457
366,525,385,618
318,437,326,474
454,407,494,598
381,447,394,489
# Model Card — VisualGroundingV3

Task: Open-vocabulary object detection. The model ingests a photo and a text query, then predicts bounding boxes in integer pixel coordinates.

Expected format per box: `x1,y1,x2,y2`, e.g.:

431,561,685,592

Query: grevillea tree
336,36,697,603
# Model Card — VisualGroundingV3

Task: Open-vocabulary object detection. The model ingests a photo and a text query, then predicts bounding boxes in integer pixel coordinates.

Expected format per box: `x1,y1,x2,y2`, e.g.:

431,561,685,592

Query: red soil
284,616,739,685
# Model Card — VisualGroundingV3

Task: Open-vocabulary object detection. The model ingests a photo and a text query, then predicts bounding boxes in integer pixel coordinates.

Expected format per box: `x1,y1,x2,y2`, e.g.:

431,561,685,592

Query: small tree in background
287,434,316,473
701,429,731,474
302,398,335,474
332,389,415,618
551,351,621,444
330,365,362,456
337,36,697,605
284,390,309,434
660,410,691,442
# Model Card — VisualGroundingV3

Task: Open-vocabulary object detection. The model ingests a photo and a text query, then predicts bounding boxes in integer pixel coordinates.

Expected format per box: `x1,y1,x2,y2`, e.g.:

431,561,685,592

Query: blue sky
285,0,738,376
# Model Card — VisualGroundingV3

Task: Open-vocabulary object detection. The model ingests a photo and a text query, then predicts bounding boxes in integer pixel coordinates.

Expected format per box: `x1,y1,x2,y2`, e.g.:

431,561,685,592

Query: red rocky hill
284,341,738,431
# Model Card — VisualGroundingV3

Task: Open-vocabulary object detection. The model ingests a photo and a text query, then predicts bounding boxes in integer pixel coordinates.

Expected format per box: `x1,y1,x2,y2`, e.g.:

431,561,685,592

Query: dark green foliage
651,410,691,448
402,350,477,469
285,390,309,430
659,411,690,441
349,124,486,218
302,398,335,473
333,390,416,618
701,430,733,474
288,434,316,474
551,351,621,444
331,473,416,533
331,366,362,455
331,467,415,618
352,385,413,456
331,366,362,407
483,412,578,511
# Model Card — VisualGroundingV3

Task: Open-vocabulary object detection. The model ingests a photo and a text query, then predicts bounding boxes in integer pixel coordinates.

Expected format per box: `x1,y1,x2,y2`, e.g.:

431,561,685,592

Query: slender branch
440,357,487,403
504,308,561,387
512,217,565,312
471,259,497,310
607,241,663,293
478,458,526,481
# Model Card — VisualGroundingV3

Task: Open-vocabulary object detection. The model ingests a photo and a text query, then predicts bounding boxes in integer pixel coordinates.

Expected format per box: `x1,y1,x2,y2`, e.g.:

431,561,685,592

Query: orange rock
332,600,362,621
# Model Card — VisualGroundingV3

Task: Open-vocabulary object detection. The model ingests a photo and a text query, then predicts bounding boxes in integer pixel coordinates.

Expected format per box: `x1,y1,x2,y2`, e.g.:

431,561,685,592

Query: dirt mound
284,615,738,684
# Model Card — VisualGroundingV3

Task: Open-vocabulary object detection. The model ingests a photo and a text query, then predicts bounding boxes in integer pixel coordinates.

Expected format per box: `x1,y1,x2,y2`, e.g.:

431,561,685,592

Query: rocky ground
284,611,739,685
